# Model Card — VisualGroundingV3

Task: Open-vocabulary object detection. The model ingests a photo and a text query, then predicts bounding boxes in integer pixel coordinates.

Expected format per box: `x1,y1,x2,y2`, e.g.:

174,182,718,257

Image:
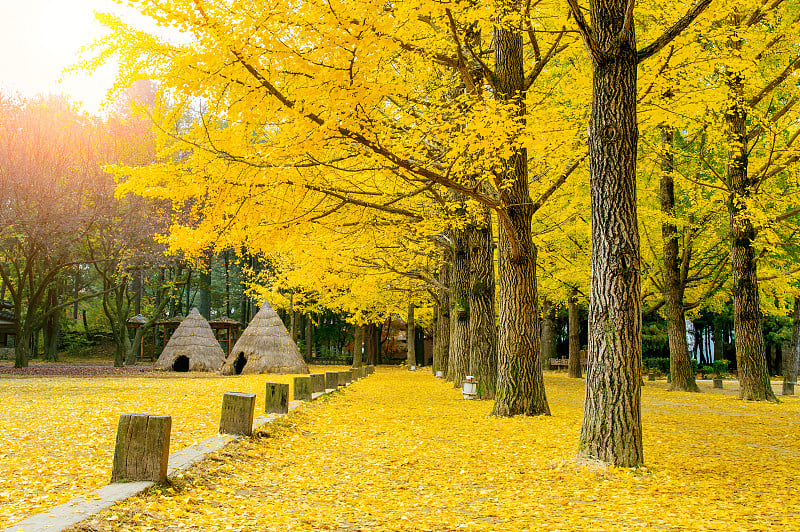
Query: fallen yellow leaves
0,366,350,529
65,369,799,531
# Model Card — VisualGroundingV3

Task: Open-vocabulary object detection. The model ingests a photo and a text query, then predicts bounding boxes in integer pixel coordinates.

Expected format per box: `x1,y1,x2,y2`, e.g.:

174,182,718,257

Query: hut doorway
173,355,190,372
233,353,247,375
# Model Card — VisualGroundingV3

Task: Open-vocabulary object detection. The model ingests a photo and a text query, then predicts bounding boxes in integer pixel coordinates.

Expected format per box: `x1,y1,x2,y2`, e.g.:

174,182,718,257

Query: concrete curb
4,379,359,532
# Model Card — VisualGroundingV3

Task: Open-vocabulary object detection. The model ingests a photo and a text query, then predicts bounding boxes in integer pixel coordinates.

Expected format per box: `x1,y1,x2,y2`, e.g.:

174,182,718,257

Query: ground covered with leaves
0,366,350,528
61,369,799,531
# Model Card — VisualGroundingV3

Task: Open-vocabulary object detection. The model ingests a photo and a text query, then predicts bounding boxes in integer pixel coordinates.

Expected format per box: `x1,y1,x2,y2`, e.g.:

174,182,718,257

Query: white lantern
462,375,477,400
435,370,444,378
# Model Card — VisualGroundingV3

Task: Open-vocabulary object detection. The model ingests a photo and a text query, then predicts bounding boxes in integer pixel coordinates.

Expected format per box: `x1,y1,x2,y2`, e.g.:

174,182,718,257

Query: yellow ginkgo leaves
72,369,799,532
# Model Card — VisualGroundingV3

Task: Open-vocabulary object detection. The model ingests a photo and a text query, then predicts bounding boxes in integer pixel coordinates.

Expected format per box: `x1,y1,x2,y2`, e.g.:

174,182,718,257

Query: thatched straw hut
154,308,225,372
220,300,308,375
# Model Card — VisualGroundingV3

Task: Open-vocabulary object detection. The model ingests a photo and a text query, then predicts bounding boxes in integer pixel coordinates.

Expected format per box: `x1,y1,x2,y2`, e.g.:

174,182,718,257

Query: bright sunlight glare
0,0,167,114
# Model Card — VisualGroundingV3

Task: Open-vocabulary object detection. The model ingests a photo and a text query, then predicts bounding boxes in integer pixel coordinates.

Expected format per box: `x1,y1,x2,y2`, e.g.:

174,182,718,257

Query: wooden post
111,414,171,483
325,371,338,390
310,373,325,393
294,376,312,401
219,392,256,436
265,383,289,414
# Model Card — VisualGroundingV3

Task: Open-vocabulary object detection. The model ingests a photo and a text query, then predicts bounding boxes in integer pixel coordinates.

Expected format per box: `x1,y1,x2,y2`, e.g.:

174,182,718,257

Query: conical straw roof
220,300,308,375
154,308,225,372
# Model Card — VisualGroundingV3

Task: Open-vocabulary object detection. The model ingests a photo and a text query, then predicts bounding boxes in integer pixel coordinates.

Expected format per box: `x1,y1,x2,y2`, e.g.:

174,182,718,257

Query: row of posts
110,365,376,484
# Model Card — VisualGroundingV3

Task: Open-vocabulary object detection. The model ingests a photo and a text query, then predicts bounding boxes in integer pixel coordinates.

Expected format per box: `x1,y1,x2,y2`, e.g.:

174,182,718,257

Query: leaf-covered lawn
0,367,351,529
68,369,798,531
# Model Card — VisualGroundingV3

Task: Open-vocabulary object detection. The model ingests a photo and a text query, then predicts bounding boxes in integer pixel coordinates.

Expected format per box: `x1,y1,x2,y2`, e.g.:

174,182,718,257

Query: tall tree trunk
133,270,143,317
578,0,643,466
433,262,450,375
660,126,698,392
224,250,231,316
353,325,364,368
407,301,416,367
305,313,314,361
289,292,297,342
469,209,497,399
568,289,582,378
447,227,470,385
540,299,556,371
725,23,776,402
491,27,549,417
713,316,724,362
13,326,31,368
199,259,212,320
365,323,376,366
784,297,799,395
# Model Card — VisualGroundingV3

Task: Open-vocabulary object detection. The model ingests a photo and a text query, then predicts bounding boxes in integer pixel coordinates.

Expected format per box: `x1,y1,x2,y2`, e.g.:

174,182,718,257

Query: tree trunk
579,0,643,466
305,314,314,361
224,249,231,316
468,209,497,399
568,289,582,378
784,297,799,395
43,287,60,362
364,323,375,366
407,302,416,367
13,327,31,368
540,299,556,371
491,27,549,417
82,309,91,342
660,126,698,392
289,292,297,342
447,226,470,385
725,26,776,402
133,270,143,317
353,325,364,368
433,261,450,375
713,317,724,362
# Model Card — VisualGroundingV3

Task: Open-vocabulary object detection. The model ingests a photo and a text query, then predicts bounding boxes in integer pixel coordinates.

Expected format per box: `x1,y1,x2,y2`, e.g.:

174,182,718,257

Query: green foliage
643,357,670,375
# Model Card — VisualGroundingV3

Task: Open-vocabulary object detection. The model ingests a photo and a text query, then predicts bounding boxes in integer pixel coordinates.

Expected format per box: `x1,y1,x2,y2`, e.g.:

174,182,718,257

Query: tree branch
637,0,712,63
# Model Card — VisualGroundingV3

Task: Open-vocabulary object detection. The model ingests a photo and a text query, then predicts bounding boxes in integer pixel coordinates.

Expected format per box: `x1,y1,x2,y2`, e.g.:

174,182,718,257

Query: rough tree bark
660,126,699,392
407,301,416,368
568,289,582,379
447,227,470,386
352,324,363,367
725,21,777,402
469,208,498,399
574,0,642,465
783,297,799,396
491,25,549,417
433,261,450,376
540,299,556,371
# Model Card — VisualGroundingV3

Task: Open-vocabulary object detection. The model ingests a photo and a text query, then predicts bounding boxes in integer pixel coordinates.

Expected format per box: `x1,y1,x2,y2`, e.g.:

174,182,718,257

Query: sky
0,0,161,114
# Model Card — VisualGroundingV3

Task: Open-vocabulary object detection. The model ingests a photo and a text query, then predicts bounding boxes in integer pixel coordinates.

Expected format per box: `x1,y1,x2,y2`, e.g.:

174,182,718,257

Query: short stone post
351,367,359,382
294,376,312,401
325,371,338,390
648,372,656,381
359,366,366,379
111,414,171,483
366,365,375,375
713,377,723,389
219,392,256,436
310,373,326,394
337,370,349,386
265,382,289,414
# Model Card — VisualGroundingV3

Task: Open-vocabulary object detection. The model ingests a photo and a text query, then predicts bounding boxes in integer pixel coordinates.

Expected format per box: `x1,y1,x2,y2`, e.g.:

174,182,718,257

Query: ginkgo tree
91,0,592,419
